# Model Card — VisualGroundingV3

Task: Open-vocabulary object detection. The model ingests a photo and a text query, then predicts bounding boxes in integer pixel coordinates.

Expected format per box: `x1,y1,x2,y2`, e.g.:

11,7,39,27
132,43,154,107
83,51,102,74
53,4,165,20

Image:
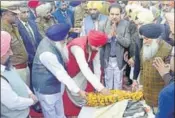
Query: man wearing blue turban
32,23,86,118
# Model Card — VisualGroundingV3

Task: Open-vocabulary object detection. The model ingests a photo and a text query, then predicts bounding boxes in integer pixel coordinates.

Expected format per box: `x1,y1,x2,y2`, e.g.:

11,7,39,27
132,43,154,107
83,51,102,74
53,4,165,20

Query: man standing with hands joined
100,3,130,89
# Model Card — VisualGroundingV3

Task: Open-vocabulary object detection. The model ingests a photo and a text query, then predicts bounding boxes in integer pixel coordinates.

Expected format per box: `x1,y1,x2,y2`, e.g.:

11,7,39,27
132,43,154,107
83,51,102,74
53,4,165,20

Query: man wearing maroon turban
63,30,110,118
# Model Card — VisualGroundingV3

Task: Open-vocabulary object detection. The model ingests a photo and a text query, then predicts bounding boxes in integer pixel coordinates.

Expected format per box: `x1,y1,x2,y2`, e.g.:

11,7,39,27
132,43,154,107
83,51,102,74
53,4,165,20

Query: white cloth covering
78,100,155,118
78,100,128,118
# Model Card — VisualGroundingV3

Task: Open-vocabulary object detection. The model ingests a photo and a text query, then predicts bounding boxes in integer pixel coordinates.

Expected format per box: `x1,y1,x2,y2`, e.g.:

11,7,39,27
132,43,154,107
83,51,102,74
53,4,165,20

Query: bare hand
131,80,139,92
73,28,81,33
78,90,87,100
128,58,134,67
108,33,113,39
152,57,170,77
112,23,117,36
109,29,115,39
29,94,38,105
69,28,74,32
100,88,111,95
109,23,117,38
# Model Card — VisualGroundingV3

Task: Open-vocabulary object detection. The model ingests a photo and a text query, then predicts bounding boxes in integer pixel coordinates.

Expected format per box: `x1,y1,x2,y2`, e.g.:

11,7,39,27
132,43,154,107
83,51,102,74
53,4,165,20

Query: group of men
1,0,174,118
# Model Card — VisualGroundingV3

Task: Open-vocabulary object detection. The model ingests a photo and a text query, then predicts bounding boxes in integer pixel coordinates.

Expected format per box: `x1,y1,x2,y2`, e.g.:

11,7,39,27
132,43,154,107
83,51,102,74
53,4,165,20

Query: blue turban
139,23,162,39
69,1,81,7
46,23,70,41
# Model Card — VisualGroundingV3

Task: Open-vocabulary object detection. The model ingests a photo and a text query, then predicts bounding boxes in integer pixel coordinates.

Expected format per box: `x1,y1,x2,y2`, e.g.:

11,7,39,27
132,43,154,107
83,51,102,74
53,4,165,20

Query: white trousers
35,91,66,118
104,57,123,89
16,66,30,87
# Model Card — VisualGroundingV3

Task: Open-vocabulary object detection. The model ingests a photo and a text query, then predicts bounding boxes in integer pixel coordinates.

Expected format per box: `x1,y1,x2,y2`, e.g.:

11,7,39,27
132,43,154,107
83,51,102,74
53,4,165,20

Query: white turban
1,1,26,7
125,4,143,20
36,3,52,17
137,9,154,24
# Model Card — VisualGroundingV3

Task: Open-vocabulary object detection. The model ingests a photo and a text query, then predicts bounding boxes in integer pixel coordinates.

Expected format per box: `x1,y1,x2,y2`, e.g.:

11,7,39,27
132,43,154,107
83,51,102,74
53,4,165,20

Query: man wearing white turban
134,9,154,28
36,3,57,37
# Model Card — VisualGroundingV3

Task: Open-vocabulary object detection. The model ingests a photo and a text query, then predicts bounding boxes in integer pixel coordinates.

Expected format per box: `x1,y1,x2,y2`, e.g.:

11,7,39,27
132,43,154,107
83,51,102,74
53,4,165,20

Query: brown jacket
140,40,172,107
1,20,28,65
74,4,88,28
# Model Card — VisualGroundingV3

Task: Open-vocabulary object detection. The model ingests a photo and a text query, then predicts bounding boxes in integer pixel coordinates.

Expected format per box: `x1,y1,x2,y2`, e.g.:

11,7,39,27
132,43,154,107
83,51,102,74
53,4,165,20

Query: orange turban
88,30,107,47
28,0,41,8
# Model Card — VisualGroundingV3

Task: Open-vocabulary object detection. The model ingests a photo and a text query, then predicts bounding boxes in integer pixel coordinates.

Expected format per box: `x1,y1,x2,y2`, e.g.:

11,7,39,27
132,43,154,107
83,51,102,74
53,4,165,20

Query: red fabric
14,63,27,69
63,82,94,116
63,36,98,116
88,30,107,47
28,0,41,8
29,108,43,117
107,0,115,3
66,36,97,78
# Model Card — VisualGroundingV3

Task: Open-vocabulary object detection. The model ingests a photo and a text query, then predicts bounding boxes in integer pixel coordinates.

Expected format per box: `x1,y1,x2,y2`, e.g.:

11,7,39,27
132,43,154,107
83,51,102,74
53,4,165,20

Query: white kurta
1,65,34,110
39,52,80,94
70,46,105,92
65,46,105,107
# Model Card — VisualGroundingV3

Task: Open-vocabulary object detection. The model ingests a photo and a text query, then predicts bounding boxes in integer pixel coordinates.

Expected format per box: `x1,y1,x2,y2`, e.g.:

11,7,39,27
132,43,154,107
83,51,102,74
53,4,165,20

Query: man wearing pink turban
1,4,30,86
1,31,38,118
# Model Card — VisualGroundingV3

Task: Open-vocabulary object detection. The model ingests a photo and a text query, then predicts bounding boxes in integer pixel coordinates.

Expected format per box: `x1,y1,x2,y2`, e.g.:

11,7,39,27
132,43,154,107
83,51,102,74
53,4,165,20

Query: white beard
55,42,69,63
142,40,159,61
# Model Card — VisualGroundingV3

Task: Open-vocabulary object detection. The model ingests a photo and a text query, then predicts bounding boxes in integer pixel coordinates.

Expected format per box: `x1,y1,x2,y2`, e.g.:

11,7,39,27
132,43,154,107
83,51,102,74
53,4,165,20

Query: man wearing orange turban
63,30,110,118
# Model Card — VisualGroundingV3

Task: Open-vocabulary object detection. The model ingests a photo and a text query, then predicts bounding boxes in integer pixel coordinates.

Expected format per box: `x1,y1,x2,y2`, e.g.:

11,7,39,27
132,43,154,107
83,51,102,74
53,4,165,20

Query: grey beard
55,42,69,63
142,40,159,61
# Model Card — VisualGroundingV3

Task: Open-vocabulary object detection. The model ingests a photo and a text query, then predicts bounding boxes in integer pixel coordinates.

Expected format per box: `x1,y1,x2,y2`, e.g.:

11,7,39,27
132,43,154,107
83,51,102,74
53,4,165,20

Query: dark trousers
28,63,34,92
